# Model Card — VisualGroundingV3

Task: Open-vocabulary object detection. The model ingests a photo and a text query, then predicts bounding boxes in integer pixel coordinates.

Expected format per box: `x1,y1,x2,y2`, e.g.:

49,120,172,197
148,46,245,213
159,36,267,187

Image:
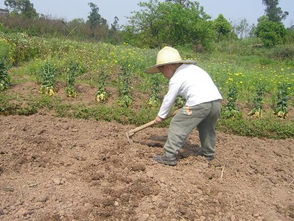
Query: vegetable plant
118,61,133,107
96,69,109,103
65,62,80,98
147,75,161,107
0,61,10,91
39,62,57,96
175,96,186,108
274,82,290,119
222,85,241,119
248,82,266,118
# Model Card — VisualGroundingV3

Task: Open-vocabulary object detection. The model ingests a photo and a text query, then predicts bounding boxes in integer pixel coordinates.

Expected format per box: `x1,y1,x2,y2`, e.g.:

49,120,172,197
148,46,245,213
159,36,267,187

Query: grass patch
0,92,293,139
218,116,294,139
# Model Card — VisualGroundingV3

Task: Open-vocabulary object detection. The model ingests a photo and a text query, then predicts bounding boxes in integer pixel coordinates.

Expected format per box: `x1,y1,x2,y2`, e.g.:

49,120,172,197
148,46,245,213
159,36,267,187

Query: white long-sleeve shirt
158,64,223,118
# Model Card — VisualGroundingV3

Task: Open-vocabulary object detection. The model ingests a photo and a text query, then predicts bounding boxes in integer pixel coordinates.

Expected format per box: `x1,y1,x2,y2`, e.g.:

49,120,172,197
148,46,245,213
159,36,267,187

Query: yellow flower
48,88,55,96
96,93,106,102
277,111,286,118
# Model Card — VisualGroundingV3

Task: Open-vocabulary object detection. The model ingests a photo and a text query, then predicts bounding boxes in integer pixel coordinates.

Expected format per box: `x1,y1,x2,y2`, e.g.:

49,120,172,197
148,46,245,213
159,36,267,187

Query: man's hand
154,116,164,123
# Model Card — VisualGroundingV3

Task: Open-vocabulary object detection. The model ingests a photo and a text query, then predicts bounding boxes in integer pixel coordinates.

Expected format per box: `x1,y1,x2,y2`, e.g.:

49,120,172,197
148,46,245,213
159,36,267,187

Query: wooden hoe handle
126,108,180,144
128,120,156,137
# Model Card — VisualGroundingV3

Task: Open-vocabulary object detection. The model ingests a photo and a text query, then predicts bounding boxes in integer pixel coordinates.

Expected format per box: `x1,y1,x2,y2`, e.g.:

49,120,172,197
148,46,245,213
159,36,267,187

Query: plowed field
0,114,293,221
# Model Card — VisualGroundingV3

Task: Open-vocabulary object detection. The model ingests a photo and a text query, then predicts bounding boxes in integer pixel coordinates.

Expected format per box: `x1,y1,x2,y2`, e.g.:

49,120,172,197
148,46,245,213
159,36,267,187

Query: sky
0,0,293,27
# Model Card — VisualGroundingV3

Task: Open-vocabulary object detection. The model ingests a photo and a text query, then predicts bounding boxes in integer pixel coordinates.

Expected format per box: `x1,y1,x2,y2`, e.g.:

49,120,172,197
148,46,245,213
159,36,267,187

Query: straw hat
145,46,196,74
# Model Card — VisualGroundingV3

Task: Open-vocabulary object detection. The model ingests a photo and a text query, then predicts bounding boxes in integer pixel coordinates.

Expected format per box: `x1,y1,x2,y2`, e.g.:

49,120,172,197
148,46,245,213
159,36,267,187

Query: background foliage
0,0,293,138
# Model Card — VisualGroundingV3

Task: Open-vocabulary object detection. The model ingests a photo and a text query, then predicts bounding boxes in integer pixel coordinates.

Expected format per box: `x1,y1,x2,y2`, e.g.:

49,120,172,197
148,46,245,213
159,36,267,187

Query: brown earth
0,113,293,221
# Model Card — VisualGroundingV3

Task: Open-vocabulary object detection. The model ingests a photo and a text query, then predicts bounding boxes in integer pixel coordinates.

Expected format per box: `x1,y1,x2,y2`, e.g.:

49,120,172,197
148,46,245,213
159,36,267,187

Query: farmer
146,46,222,166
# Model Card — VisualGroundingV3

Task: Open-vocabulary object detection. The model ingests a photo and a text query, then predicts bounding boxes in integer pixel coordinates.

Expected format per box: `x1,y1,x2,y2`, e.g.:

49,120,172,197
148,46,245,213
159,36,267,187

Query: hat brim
145,60,197,74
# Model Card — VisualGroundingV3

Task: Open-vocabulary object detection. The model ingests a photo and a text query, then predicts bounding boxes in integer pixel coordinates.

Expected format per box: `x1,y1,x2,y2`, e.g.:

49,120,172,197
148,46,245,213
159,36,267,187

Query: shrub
285,28,294,43
268,44,294,60
0,37,13,63
1,32,45,65
255,19,286,47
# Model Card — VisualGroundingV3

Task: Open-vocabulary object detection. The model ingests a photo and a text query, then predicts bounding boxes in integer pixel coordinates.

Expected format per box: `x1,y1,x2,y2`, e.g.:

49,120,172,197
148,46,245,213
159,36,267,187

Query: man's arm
157,81,180,119
154,116,164,123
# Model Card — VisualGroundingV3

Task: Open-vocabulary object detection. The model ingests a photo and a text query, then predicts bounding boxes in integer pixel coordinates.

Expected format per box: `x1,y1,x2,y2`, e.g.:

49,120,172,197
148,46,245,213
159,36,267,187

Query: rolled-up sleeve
157,80,180,118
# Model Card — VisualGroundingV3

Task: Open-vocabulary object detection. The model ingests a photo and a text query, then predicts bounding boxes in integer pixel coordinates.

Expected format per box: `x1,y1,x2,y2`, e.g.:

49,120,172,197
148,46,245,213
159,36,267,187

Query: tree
248,24,257,38
69,18,85,25
124,0,215,48
165,0,193,8
87,2,108,40
234,19,251,39
87,2,107,29
255,16,286,47
262,0,288,23
213,14,235,41
4,0,38,18
108,16,122,44
111,16,120,32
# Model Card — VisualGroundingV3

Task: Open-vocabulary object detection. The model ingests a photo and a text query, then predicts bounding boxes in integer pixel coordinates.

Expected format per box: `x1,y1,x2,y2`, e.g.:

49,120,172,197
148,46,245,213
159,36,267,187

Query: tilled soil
0,114,293,221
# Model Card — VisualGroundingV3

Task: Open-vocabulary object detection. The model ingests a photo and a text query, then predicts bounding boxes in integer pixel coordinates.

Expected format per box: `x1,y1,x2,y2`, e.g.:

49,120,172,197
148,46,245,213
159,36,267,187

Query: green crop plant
65,62,80,98
147,75,161,107
118,61,133,107
274,82,290,119
222,85,241,119
0,61,11,91
0,38,15,65
96,69,109,103
175,96,186,108
39,62,57,96
248,82,266,118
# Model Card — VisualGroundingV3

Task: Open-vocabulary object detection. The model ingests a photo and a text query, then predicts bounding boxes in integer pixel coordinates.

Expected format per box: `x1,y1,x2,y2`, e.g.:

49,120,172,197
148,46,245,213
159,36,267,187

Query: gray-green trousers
164,100,222,157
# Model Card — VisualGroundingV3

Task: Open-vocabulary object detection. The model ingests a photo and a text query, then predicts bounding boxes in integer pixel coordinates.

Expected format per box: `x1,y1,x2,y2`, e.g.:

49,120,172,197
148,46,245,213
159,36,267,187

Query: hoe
125,109,179,144
126,119,157,144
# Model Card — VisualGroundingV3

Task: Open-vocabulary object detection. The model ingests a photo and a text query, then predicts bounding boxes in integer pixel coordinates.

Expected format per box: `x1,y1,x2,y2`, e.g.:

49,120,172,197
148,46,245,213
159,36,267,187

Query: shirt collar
171,64,188,79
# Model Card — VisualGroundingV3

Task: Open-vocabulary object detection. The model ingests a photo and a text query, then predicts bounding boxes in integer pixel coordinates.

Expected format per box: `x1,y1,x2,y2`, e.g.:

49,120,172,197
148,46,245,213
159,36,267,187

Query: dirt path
0,114,293,221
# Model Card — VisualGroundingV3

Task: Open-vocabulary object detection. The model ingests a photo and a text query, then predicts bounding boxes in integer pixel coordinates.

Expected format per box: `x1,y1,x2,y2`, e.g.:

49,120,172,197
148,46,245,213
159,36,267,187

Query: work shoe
203,155,214,161
154,154,177,166
176,148,195,159
195,149,215,161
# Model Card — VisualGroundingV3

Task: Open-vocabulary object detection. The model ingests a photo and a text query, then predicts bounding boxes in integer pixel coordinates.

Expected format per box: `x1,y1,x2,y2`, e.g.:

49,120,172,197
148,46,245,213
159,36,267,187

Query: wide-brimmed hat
145,46,196,74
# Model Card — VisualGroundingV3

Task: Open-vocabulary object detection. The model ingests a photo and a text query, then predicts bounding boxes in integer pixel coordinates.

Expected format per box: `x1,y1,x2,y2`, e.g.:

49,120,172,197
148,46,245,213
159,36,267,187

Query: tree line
1,0,293,48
